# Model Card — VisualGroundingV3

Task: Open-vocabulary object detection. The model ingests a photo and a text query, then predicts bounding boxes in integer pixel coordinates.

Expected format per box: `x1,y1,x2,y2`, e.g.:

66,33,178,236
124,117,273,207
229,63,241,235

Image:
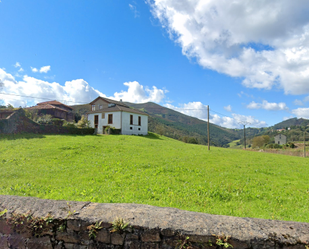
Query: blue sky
1,0,309,128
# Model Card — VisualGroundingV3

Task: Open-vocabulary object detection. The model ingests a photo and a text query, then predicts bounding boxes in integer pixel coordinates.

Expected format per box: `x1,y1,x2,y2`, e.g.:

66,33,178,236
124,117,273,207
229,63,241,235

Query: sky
1,0,309,129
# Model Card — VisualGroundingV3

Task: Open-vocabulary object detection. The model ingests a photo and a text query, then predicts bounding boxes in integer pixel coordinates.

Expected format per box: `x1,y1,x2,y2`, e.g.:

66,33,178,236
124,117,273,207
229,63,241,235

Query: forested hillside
127,102,240,146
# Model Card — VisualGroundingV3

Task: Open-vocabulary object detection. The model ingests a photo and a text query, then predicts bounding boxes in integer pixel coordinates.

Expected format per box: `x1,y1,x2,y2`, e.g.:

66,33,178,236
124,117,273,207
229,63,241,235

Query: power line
0,92,237,120
0,92,89,105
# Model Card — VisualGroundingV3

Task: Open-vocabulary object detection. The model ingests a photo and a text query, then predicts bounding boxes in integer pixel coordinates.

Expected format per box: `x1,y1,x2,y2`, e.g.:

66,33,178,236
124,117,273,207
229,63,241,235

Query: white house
86,96,148,135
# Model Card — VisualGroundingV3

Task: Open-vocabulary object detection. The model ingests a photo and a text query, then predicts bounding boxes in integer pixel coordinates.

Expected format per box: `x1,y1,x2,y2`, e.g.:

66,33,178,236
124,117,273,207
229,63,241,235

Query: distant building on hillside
277,128,285,132
275,134,286,145
27,100,74,122
86,96,148,135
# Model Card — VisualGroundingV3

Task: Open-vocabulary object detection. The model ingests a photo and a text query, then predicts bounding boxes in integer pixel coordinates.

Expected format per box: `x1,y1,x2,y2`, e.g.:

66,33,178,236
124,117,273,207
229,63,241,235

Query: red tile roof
37,100,73,110
27,104,69,112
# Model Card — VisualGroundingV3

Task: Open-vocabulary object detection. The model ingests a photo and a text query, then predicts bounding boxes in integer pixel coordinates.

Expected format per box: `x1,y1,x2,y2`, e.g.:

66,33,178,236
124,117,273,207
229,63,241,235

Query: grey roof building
274,134,287,145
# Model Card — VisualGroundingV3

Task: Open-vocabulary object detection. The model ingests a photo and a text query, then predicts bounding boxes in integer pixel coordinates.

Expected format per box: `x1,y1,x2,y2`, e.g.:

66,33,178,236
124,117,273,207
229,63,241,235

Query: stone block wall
0,195,308,249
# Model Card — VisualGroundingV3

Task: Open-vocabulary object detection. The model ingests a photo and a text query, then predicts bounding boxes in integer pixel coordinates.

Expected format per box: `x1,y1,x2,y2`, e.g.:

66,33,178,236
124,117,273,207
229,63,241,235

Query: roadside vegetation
0,133,308,223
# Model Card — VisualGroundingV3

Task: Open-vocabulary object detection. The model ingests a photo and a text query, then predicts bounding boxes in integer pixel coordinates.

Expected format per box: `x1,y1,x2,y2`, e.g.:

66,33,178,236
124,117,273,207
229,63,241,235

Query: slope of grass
228,139,243,149
0,133,308,223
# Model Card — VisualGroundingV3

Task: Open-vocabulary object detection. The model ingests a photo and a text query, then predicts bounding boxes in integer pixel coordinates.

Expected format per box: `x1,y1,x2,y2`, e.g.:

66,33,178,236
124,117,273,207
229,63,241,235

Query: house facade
86,97,148,135
27,100,74,122
274,134,287,145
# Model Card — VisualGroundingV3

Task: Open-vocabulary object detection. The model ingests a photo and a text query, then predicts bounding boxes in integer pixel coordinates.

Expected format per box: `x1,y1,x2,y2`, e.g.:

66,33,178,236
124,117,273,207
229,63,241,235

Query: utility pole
207,105,210,151
304,128,306,157
238,121,251,149
243,124,246,149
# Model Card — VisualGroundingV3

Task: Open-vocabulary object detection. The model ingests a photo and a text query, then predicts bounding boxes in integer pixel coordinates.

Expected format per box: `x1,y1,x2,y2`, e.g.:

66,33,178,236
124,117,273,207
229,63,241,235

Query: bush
51,118,64,126
188,137,198,144
62,120,76,128
287,142,295,148
77,116,90,128
37,115,53,125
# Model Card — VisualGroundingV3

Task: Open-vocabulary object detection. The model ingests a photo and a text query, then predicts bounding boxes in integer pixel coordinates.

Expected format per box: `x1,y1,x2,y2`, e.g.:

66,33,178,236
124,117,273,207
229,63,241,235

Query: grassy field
0,133,308,223
228,139,243,149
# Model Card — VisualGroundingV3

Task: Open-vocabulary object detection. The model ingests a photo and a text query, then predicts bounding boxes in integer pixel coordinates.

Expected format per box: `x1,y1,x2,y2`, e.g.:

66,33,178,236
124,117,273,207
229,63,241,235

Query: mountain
125,102,240,146
272,118,309,129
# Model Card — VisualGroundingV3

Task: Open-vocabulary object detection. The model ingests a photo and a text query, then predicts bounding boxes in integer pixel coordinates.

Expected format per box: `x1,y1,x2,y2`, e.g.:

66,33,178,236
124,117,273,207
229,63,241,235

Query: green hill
272,117,309,129
126,102,240,146
0,133,308,222
71,102,241,146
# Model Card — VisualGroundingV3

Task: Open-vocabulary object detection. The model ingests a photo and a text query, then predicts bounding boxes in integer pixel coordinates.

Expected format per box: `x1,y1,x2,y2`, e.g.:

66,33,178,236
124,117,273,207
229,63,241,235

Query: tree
252,135,270,148
77,116,90,128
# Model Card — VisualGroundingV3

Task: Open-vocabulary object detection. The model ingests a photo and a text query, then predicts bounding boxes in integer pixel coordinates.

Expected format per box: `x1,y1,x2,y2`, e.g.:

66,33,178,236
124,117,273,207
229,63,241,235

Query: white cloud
283,115,294,121
294,99,303,106
0,68,166,107
129,3,139,18
224,105,232,112
18,68,24,72
291,108,309,119
211,113,267,129
39,65,51,73
14,62,21,68
113,81,166,103
149,0,309,95
165,101,266,128
247,100,288,111
31,67,38,73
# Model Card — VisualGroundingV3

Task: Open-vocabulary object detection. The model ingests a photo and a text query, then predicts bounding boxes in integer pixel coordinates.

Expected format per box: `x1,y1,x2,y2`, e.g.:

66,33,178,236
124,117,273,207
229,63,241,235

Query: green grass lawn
228,139,243,149
0,133,308,223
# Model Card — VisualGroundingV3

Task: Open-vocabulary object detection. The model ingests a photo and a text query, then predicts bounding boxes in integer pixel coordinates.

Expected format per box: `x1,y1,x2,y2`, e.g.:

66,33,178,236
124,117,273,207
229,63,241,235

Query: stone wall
0,195,308,249
0,109,95,135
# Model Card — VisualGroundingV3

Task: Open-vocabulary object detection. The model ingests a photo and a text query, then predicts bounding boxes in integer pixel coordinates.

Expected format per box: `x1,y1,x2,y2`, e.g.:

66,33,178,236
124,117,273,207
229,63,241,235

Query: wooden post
244,125,246,149
304,128,306,157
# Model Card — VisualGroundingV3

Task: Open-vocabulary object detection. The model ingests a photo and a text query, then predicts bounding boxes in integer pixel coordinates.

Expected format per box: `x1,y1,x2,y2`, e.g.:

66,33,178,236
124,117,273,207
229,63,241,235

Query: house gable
89,96,129,112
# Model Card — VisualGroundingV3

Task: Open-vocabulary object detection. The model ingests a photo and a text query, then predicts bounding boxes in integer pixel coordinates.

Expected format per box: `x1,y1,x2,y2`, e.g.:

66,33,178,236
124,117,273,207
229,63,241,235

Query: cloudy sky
1,0,309,128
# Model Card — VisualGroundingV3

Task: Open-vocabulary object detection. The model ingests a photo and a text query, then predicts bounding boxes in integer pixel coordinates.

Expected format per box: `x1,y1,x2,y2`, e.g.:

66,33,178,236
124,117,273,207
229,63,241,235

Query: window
91,105,95,111
108,114,113,124
130,115,133,125
99,105,103,110
94,115,99,129
102,113,105,119
138,116,141,126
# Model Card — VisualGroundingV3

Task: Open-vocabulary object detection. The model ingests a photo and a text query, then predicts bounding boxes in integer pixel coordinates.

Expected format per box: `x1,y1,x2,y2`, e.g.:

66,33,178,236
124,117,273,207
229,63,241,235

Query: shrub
77,116,90,128
51,118,64,126
63,121,76,128
37,115,53,125
188,137,198,144
273,143,282,149
287,142,295,148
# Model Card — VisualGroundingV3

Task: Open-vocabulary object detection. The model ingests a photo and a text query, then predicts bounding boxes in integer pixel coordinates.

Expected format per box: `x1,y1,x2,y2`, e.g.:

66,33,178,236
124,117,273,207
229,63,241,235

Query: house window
102,113,105,119
94,115,99,129
138,116,141,126
108,114,113,124
130,115,133,125
91,105,95,111
99,105,103,110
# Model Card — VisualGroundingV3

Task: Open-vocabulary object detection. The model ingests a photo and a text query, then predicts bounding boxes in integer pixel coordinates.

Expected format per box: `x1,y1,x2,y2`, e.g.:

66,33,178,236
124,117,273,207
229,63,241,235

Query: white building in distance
87,97,148,135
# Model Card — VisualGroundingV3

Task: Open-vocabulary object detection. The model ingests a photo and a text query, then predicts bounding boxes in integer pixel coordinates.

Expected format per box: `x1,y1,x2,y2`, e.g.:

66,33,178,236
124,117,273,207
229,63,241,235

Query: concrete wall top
0,195,308,248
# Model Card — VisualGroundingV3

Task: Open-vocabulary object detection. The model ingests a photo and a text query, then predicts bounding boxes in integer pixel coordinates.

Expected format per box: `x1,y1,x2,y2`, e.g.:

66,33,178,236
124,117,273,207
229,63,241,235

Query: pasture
0,133,308,223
